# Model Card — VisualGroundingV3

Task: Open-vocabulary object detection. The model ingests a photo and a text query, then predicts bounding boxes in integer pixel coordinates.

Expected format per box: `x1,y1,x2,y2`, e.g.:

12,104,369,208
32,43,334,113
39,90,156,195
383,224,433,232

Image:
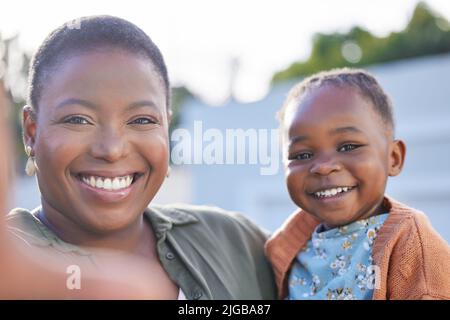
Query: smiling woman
4,15,277,300
0,79,186,299
24,49,170,236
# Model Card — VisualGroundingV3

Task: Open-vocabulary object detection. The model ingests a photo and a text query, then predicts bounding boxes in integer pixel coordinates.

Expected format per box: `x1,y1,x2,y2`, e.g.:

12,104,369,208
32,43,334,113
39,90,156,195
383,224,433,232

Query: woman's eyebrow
55,98,161,114
127,100,158,111
56,98,97,110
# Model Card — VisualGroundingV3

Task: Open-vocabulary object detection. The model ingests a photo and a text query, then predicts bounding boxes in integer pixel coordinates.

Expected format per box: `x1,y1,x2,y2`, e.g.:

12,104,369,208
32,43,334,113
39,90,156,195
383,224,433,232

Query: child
265,68,450,300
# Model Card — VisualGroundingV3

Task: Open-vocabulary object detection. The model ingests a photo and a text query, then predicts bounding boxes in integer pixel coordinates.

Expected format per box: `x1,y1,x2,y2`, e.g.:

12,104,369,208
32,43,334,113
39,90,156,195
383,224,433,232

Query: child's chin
315,213,354,229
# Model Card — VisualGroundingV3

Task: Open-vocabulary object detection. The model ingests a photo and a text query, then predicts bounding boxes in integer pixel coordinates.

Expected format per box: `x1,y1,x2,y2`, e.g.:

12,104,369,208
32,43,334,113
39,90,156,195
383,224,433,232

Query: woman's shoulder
147,203,270,241
6,208,51,247
7,208,40,233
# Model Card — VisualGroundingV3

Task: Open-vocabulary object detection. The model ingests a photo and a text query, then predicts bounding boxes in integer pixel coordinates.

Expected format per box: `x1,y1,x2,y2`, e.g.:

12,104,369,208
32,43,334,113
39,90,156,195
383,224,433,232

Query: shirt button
193,292,203,300
165,252,175,260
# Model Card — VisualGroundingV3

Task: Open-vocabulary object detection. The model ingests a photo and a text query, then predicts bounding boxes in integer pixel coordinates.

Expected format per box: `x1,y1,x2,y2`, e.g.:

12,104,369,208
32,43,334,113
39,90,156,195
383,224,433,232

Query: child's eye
129,117,157,125
289,152,313,161
338,144,361,152
64,116,91,125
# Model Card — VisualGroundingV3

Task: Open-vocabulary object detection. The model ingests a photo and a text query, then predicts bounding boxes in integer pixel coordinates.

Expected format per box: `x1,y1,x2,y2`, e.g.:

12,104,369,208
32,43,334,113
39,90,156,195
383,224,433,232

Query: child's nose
309,156,342,175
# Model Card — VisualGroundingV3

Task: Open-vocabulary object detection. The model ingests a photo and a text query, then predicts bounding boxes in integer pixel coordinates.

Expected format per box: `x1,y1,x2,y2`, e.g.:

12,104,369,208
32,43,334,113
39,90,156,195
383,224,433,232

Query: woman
5,15,276,299
2,75,180,300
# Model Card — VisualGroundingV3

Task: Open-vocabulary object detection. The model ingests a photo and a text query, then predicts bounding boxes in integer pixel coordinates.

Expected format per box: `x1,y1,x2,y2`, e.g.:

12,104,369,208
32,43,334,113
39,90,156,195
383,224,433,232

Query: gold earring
166,166,171,178
25,146,36,176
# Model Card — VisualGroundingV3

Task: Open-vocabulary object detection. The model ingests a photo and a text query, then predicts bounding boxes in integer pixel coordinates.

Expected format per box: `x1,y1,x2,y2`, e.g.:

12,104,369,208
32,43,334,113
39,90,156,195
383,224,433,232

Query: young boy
265,68,450,300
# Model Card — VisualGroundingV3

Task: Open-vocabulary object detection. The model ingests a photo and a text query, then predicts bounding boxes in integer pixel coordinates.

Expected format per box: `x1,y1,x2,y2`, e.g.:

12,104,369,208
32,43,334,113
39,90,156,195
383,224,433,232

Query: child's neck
321,200,388,231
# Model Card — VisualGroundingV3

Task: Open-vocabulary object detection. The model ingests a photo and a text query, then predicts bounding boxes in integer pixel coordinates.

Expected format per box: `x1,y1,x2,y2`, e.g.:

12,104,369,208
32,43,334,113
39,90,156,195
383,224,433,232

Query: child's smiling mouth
309,185,357,200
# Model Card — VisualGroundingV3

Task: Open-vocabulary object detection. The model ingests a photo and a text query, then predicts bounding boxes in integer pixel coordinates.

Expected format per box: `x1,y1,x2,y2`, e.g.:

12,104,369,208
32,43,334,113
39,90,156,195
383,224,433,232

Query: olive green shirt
7,204,277,300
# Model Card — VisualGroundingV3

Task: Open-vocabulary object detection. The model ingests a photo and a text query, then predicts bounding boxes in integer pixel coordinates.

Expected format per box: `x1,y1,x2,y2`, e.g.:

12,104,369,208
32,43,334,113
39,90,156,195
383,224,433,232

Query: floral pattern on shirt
287,213,388,300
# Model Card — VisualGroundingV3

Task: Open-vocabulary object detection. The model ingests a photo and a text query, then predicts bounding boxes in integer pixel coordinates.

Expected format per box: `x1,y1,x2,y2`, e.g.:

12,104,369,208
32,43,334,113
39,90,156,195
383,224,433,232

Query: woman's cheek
139,131,170,164
35,129,83,181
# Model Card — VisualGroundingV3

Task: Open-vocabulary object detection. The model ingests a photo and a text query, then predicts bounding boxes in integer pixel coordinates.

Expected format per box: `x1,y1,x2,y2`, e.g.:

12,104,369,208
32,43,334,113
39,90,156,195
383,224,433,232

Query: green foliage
0,33,30,172
170,85,193,133
272,2,450,83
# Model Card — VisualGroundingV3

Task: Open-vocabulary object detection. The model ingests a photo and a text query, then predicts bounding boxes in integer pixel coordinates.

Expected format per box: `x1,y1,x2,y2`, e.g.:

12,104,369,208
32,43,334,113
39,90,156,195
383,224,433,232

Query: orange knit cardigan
265,196,450,300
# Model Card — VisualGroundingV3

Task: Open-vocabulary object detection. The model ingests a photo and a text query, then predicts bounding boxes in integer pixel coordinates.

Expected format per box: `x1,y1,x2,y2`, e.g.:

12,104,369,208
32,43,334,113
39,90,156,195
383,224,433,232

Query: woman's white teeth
81,175,133,191
314,187,352,198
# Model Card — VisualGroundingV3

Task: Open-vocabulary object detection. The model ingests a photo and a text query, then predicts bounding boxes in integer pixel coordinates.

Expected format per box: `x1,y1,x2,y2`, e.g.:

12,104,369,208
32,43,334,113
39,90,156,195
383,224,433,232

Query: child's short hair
28,15,170,113
277,68,395,135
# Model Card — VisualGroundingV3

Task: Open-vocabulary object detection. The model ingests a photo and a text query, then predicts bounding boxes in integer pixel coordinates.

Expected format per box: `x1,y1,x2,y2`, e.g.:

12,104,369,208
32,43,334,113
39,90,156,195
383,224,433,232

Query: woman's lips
73,172,143,203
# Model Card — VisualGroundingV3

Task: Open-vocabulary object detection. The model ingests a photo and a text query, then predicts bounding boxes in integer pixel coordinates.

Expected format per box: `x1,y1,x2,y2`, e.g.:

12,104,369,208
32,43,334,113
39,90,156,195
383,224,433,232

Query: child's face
23,49,170,233
282,85,405,229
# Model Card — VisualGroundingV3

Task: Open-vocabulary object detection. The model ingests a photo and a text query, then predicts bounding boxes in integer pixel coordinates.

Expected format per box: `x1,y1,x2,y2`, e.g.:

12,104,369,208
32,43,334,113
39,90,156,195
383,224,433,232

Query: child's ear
22,105,37,151
388,139,406,177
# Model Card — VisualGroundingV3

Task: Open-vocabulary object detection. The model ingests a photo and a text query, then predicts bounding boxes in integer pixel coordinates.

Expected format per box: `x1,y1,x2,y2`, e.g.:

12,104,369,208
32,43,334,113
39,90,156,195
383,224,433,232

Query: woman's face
24,49,170,234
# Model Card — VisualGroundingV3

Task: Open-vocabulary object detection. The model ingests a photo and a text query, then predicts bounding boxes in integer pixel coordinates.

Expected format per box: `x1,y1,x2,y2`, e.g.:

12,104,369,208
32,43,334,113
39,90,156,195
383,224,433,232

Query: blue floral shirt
287,214,388,300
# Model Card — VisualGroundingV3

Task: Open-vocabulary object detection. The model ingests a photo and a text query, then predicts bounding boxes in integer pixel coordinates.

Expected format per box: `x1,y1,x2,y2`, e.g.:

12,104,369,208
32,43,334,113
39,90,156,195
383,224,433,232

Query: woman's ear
22,105,37,151
388,139,406,177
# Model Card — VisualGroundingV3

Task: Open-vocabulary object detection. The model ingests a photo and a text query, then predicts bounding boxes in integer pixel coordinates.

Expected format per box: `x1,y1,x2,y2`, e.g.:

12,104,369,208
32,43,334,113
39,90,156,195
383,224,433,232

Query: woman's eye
129,117,156,125
64,116,91,125
338,144,360,152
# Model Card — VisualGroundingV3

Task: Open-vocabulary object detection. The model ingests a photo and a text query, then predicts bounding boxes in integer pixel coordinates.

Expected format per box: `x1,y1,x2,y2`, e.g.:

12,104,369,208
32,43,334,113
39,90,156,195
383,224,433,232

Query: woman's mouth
73,172,144,203
77,173,139,191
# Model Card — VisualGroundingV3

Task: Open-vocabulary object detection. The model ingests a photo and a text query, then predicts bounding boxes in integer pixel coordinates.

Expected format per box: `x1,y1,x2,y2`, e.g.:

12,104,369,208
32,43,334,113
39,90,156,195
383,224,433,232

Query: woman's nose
310,155,342,176
89,127,129,163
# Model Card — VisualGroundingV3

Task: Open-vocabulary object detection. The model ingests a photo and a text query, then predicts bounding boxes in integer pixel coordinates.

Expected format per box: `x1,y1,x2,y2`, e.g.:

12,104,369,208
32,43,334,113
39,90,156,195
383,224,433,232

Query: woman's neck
38,199,156,259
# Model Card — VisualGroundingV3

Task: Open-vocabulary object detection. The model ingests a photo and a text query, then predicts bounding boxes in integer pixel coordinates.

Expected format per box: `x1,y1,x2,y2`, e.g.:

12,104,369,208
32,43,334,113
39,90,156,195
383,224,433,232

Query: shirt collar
27,207,92,256
26,205,198,255
144,205,199,238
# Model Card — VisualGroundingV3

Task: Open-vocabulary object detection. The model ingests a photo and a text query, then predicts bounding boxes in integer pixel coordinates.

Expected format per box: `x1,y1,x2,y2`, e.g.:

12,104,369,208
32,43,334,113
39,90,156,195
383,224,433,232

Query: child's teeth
315,187,353,198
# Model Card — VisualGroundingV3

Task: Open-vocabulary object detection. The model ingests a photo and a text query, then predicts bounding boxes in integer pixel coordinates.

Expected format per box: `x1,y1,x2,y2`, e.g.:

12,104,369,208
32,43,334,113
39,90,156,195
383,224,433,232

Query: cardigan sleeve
387,213,450,299
413,213,450,299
